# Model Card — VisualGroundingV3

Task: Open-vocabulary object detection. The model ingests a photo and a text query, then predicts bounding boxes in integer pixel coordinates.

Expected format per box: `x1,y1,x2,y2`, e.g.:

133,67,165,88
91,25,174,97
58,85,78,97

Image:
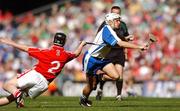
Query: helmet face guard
53,32,66,46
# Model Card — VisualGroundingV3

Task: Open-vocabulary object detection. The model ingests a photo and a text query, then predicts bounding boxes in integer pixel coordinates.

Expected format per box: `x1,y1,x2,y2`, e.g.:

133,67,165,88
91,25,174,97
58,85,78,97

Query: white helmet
105,13,120,23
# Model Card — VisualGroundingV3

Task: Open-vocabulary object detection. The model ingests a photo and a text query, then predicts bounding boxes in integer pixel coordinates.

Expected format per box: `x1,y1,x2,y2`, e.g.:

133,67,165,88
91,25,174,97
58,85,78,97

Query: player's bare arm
74,41,87,57
117,39,148,50
0,38,29,52
125,35,134,41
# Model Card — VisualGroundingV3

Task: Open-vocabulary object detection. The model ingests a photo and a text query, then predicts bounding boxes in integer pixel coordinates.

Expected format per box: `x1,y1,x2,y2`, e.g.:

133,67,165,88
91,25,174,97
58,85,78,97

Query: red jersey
28,45,76,82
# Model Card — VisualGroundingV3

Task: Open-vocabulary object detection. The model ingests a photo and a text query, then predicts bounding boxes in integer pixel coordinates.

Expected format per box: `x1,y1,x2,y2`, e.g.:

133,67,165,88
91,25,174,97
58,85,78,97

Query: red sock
13,89,21,98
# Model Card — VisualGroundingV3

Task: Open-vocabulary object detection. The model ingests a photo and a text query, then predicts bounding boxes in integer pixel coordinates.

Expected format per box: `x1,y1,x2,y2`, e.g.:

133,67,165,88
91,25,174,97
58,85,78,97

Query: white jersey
88,25,120,59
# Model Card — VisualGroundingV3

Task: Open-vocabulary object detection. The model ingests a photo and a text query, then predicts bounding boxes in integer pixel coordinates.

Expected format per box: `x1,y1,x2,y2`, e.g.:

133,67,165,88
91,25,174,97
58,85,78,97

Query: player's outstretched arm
117,39,148,50
0,38,29,52
125,35,134,41
74,41,87,57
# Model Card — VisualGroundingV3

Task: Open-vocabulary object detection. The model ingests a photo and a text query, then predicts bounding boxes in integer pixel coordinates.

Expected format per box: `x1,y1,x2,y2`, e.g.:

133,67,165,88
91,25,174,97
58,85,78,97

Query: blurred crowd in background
0,0,179,97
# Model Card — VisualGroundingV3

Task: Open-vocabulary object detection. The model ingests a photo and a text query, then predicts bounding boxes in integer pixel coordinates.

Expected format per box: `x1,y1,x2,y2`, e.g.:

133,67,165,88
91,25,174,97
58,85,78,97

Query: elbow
19,46,29,52
117,41,123,47
23,47,29,52
74,53,80,58
74,50,81,57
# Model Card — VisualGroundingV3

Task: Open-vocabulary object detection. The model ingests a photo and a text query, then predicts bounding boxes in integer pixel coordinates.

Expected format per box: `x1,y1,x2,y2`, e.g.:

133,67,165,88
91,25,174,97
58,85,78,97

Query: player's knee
2,82,10,90
118,76,123,81
29,83,48,99
113,75,120,81
92,84,97,90
89,85,96,90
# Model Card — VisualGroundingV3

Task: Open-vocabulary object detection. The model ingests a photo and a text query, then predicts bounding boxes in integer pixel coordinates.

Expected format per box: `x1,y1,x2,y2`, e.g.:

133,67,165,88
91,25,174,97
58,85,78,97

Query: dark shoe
96,90,102,101
79,96,92,107
87,99,92,106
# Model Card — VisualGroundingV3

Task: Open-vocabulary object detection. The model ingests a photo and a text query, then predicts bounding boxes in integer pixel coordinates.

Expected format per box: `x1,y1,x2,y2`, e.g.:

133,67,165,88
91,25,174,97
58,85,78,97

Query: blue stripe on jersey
87,25,120,58
102,26,117,46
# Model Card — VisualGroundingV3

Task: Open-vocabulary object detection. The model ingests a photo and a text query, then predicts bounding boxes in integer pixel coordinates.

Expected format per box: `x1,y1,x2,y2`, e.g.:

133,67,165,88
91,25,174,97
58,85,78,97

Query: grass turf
1,96,180,111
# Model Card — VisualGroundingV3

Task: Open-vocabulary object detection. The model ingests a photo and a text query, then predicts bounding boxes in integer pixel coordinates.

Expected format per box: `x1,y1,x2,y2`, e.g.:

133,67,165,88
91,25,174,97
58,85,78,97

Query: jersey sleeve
66,51,76,62
102,25,120,46
28,47,43,59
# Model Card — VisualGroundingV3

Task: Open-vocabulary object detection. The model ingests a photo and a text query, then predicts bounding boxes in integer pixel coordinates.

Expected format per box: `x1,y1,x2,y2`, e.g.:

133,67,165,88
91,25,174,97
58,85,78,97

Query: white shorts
17,69,49,99
0,88,11,97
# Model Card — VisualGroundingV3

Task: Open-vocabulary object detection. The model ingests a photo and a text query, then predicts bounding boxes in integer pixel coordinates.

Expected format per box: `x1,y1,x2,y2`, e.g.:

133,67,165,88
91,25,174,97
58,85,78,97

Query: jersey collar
51,45,64,50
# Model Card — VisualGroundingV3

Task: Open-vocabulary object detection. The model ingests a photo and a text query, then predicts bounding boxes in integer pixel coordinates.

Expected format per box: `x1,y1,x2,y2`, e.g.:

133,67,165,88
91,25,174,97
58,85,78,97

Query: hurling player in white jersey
79,13,149,107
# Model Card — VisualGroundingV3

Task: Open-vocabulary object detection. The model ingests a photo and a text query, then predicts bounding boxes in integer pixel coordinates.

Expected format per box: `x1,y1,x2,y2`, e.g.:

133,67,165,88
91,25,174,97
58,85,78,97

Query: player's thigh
0,88,11,97
28,80,48,99
114,64,123,78
17,70,49,98
96,70,105,75
3,76,18,87
102,63,119,80
17,71,37,89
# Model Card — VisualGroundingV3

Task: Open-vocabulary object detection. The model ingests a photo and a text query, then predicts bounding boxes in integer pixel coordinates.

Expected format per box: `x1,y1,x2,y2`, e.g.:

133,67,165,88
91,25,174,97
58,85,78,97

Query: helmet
53,32,66,46
105,13,120,23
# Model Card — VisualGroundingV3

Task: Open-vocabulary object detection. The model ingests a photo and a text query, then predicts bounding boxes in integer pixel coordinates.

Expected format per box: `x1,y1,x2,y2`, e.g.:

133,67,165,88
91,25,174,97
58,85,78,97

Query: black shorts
106,48,125,67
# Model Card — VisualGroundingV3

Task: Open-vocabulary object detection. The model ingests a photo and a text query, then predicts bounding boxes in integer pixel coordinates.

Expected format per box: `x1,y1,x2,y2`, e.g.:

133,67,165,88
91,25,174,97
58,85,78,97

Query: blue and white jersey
88,25,120,59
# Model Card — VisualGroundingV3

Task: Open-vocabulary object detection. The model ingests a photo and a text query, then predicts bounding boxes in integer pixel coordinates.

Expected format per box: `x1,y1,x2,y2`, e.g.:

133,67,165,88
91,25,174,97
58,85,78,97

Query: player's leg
80,75,97,107
96,79,105,100
96,63,119,100
81,52,99,105
114,63,124,100
102,63,119,81
18,70,48,99
15,70,35,108
96,70,106,100
16,70,48,107
0,95,16,106
27,80,48,99
16,74,48,108
2,76,22,98
0,76,23,106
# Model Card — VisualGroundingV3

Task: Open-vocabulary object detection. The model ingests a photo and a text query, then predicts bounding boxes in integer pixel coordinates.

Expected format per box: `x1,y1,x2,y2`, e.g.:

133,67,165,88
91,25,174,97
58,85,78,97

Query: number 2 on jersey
48,61,61,74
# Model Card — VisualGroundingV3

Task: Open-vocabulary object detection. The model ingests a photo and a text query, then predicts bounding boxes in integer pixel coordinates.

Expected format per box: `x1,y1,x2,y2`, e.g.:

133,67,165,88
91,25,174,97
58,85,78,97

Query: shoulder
65,51,76,59
97,21,106,33
28,47,40,52
120,21,127,27
64,50,75,55
101,21,106,27
103,25,113,33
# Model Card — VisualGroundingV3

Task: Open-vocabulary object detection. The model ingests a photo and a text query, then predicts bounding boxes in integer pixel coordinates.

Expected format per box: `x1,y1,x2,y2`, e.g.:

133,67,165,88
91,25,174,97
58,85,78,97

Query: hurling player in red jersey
0,32,86,108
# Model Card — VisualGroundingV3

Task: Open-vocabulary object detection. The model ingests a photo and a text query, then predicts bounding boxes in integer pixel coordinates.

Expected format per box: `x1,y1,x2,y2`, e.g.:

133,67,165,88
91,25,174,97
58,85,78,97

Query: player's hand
126,35,134,41
140,44,149,51
80,41,87,46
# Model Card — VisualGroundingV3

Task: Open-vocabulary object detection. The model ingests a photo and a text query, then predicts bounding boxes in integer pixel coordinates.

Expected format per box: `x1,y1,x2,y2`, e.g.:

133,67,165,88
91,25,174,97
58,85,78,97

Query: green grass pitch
1,96,180,111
